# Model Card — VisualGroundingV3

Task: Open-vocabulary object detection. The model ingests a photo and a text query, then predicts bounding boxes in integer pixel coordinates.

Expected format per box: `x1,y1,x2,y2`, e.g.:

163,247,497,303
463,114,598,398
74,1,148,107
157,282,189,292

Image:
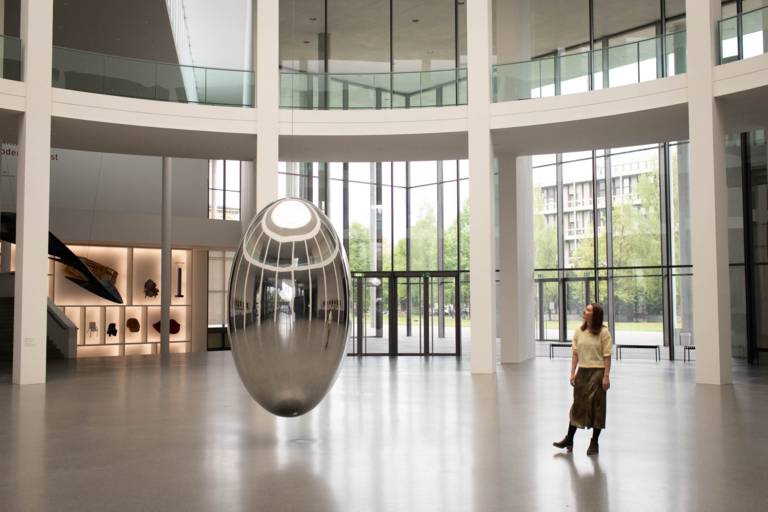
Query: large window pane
532,163,558,269
612,270,664,350
726,134,747,357
410,184,438,271
669,143,694,350
609,147,661,267
329,0,389,72
442,180,459,270
748,131,768,351
562,159,594,269
348,178,375,272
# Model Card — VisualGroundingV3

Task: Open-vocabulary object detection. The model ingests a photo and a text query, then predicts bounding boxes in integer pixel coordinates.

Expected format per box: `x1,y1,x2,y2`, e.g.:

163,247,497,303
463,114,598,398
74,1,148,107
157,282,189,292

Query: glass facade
531,143,693,359
279,160,468,274
280,0,464,73
278,159,469,356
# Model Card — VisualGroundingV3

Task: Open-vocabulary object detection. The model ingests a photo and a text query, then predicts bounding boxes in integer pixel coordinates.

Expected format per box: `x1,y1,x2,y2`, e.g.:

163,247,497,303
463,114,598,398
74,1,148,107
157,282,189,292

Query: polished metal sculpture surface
227,199,351,417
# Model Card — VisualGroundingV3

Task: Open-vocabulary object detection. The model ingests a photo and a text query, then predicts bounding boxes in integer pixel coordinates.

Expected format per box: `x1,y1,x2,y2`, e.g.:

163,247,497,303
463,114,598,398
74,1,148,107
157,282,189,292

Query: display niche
54,246,192,357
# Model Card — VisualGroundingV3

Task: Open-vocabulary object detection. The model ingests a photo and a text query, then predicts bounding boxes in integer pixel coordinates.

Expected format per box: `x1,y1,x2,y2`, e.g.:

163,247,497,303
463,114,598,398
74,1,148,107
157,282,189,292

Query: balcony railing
0,35,22,81
493,31,686,102
51,46,254,107
719,6,768,63
280,68,468,109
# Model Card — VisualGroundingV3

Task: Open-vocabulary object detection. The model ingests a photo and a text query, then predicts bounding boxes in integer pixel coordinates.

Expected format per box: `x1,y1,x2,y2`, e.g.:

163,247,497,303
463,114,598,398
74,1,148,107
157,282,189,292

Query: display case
51,246,193,358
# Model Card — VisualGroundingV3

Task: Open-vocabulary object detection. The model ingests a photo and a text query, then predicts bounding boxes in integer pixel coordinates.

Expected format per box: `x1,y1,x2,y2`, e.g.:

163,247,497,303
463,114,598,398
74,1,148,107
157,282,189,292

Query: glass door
352,275,391,355
428,274,461,354
396,276,423,354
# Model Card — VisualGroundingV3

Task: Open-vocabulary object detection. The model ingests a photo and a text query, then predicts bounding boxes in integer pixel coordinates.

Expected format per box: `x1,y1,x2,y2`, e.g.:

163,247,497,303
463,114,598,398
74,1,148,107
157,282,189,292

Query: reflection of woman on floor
553,303,612,455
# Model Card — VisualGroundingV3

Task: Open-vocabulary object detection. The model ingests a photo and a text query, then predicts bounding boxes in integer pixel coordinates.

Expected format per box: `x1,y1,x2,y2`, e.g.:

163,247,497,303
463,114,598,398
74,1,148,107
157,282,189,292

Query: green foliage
349,222,372,272
533,166,665,320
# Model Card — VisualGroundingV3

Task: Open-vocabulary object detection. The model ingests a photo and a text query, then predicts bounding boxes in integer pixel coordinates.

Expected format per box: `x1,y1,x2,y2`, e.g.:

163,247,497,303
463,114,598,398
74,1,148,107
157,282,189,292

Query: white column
13,0,53,385
499,154,535,363
467,0,496,373
686,0,731,384
190,249,208,353
160,157,172,357
255,0,279,211
240,160,257,231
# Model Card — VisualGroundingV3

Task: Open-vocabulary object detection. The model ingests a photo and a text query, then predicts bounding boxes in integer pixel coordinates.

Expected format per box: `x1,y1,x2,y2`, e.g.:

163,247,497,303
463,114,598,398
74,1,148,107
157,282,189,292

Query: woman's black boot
553,424,577,451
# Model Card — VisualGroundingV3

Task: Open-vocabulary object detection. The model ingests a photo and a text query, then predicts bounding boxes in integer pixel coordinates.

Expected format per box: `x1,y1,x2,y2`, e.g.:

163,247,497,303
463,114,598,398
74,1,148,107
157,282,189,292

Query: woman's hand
602,374,610,391
569,371,576,387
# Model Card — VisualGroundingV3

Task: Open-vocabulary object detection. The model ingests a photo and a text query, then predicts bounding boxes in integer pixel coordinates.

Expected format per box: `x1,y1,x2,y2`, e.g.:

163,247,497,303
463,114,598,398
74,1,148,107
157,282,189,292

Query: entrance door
352,272,462,356
352,275,391,355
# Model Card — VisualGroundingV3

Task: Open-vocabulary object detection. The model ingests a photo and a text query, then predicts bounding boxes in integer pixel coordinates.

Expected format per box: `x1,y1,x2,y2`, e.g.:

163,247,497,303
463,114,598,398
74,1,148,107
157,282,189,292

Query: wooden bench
616,344,661,362
549,342,571,359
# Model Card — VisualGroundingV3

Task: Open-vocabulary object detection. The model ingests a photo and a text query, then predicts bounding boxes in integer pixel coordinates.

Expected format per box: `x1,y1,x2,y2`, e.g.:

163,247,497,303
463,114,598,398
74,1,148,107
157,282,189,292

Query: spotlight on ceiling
412,19,420,23
309,17,317,21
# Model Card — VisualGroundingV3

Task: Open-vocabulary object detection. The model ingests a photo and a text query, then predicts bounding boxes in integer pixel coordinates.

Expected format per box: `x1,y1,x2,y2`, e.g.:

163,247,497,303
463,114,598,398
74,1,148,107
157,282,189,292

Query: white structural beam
686,0,732,384
255,0,279,211
498,154,535,363
160,157,172,357
13,0,54,385
467,0,496,373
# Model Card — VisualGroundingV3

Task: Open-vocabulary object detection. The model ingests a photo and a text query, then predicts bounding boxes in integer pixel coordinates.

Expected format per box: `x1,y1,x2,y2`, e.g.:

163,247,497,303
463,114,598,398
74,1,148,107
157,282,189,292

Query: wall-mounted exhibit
51,246,192,357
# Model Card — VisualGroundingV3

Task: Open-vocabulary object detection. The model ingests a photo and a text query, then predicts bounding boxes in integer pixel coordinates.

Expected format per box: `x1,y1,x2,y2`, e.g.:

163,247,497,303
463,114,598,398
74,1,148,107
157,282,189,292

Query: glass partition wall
532,143,693,360
279,160,469,356
726,130,768,365
493,0,688,102
280,0,467,109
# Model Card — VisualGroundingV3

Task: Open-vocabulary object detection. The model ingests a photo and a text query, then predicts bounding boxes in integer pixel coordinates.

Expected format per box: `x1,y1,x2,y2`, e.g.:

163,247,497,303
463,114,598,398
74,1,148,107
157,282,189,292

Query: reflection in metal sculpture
227,199,351,417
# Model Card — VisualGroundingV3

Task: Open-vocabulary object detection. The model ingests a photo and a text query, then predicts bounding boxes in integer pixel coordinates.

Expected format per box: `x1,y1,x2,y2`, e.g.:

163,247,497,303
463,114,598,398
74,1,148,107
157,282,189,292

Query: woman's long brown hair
580,303,605,335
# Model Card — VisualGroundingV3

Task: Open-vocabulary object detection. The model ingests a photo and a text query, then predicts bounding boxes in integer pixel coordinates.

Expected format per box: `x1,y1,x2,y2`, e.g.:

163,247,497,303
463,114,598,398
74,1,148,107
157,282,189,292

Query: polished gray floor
1,352,767,512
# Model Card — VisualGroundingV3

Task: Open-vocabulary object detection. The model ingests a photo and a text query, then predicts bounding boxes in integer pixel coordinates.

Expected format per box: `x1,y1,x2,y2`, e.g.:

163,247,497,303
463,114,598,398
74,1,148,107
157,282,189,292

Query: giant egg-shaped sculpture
227,198,351,417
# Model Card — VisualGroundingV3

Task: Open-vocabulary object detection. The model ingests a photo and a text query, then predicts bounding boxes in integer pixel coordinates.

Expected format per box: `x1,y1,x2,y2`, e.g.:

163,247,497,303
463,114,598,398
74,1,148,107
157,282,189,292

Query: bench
549,342,571,359
616,344,661,362
683,345,695,362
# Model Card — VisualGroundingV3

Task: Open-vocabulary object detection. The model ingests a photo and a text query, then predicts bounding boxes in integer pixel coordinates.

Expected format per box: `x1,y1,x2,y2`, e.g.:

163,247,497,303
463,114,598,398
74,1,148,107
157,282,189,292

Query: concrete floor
1,353,767,512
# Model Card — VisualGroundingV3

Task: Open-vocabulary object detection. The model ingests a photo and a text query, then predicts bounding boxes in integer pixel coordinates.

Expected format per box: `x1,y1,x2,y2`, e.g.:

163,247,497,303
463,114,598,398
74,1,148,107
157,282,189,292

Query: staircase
0,273,77,361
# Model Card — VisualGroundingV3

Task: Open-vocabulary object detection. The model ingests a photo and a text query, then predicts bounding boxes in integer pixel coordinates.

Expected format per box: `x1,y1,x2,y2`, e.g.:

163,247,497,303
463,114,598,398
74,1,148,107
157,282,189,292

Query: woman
553,303,612,455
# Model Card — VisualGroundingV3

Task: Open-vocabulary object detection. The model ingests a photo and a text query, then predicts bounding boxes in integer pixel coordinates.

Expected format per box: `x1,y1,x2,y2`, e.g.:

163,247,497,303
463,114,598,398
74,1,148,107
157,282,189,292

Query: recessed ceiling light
303,40,310,44
412,19,420,23
309,17,317,21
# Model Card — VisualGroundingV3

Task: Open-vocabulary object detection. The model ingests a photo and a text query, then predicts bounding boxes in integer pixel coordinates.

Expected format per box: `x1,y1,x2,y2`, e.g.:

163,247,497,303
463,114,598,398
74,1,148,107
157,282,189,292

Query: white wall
0,145,241,248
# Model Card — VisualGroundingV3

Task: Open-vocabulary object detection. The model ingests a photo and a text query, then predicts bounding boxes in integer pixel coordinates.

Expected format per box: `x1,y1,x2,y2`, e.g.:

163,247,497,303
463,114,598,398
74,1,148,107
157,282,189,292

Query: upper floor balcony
492,31,687,103
719,5,768,63
51,46,254,107
279,68,467,110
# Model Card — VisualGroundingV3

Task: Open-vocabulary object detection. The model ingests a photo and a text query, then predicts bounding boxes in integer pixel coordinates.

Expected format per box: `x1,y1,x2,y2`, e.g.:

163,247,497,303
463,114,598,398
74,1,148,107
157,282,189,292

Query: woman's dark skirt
570,367,607,429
